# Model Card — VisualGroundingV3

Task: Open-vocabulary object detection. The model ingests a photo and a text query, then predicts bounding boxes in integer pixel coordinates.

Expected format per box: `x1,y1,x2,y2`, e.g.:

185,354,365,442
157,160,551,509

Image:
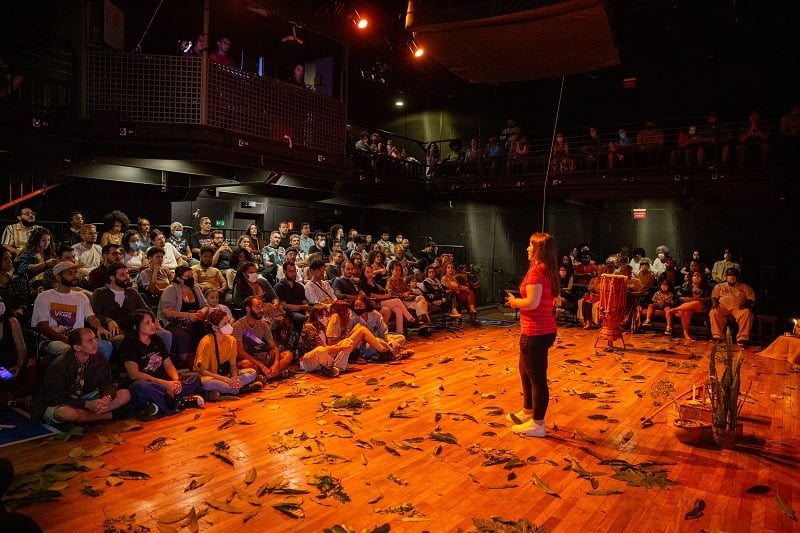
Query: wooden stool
757,314,779,343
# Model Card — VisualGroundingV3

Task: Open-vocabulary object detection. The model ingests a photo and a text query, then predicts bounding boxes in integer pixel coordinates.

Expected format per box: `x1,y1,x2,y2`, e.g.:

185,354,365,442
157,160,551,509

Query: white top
31,289,95,333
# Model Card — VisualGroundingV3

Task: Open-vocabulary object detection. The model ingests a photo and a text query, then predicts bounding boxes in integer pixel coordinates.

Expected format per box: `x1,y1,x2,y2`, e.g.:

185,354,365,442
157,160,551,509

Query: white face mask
318,240,326,248
247,273,259,283
218,323,234,335
657,253,665,260
396,237,403,243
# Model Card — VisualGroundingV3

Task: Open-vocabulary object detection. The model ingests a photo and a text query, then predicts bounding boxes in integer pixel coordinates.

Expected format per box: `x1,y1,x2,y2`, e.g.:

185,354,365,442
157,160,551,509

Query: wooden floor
3,314,800,533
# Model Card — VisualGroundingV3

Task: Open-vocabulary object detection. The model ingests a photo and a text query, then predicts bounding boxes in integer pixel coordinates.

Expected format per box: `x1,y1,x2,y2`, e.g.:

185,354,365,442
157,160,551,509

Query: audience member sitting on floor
711,248,740,284
193,309,261,400
274,261,309,334
352,295,406,361
441,262,479,325
709,267,755,346
32,261,113,360
32,328,131,424
232,296,293,382
643,279,675,327
0,309,38,408
158,265,208,364
665,271,711,341
121,310,204,418
0,457,43,532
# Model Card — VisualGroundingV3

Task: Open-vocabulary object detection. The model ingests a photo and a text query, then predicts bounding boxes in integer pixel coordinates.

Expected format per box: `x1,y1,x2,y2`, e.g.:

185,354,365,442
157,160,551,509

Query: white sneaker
512,420,547,437
505,410,532,424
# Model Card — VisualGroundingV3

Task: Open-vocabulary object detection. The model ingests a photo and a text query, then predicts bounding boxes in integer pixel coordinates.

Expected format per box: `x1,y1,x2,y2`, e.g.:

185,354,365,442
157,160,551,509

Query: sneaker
511,419,547,437
397,349,414,360
664,327,672,335
642,320,652,326
449,308,462,318
376,350,395,363
182,395,205,409
240,381,264,394
320,366,340,378
206,391,221,403
135,402,160,421
505,410,532,424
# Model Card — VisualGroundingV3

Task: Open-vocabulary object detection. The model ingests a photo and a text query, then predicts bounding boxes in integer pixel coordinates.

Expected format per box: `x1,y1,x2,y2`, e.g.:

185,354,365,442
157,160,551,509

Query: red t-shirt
519,264,557,336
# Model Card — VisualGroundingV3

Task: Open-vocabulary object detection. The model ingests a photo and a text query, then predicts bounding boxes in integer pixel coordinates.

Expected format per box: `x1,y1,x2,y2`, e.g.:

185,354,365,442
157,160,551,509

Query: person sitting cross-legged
193,309,261,400
232,296,293,382
32,328,131,424
121,310,204,418
352,295,406,362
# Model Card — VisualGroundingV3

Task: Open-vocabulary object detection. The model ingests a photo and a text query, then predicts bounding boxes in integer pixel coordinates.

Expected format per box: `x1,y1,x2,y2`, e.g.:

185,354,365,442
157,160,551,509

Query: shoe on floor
182,395,205,409
511,419,547,437
642,320,652,326
376,350,395,363
505,410,532,424
320,366,340,378
240,381,264,394
449,309,462,318
135,402,160,421
664,327,672,335
206,390,221,403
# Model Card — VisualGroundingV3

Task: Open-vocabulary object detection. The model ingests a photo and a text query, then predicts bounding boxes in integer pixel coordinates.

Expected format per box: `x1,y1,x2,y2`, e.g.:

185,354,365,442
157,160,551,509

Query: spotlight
395,99,404,107
353,10,368,29
408,40,424,58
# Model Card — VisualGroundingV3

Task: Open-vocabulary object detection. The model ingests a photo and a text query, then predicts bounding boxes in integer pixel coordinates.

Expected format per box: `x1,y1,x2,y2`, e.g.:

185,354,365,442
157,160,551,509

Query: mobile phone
0,367,13,380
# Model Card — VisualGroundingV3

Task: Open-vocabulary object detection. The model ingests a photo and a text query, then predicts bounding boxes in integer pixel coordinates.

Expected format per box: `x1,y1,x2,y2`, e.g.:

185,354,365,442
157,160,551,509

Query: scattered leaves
685,498,706,520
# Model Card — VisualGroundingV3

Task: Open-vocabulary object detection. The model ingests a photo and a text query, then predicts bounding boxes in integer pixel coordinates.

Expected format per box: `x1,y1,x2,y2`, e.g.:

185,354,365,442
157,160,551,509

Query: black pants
519,332,557,420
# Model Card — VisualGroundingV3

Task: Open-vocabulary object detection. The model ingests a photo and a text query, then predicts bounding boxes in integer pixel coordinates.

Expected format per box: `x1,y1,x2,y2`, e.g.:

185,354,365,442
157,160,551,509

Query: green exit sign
214,219,225,227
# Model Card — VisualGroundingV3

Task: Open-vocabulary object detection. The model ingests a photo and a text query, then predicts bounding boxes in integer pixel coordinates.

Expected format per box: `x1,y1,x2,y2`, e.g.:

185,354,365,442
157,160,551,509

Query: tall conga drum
595,274,628,349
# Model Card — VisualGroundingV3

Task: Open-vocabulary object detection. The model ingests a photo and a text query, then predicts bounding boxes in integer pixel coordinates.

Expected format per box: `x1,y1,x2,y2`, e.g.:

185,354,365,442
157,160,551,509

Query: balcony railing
87,51,345,155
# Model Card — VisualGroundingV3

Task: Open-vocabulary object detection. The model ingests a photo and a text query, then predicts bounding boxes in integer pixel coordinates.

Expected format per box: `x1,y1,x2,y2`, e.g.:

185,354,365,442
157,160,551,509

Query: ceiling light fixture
408,40,424,58
353,9,368,29
281,24,304,45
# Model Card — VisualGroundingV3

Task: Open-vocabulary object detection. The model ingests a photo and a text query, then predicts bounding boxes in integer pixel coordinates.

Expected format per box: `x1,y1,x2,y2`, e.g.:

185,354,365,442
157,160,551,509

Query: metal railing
87,51,346,154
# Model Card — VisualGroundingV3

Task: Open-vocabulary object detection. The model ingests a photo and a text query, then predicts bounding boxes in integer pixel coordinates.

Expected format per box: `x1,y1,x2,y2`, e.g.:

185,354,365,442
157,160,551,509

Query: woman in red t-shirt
505,232,560,438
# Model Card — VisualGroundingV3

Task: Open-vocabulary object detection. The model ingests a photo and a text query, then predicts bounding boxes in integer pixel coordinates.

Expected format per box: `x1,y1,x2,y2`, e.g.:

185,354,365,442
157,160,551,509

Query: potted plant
706,333,745,448
651,378,704,444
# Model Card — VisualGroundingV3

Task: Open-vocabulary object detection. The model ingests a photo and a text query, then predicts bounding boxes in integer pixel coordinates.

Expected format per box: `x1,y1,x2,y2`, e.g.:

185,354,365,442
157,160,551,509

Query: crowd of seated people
351,106,798,181
561,242,754,345
0,206,482,421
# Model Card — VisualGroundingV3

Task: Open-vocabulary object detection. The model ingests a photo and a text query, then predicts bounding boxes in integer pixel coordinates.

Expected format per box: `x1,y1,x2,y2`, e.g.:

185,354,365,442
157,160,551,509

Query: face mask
726,276,737,284
172,231,183,239
183,278,195,288
132,241,144,250
619,133,626,139
318,240,326,248
396,237,403,243
658,253,665,260
218,323,234,335
247,273,259,283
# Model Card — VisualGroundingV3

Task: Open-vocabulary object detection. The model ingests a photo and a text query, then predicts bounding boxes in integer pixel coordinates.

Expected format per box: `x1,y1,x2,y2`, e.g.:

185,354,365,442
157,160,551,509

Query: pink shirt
519,264,557,337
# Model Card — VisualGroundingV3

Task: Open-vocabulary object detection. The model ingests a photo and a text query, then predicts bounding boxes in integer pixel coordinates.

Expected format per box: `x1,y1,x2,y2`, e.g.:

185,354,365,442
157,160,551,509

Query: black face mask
182,278,195,288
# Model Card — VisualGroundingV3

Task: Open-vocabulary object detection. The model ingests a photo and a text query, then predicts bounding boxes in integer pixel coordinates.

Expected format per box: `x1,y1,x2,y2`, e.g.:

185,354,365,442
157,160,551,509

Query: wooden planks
2,323,800,532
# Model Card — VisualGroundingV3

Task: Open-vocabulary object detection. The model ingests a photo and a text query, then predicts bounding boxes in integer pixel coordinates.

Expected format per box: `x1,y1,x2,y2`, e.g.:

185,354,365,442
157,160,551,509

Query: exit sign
633,209,647,220
214,219,226,227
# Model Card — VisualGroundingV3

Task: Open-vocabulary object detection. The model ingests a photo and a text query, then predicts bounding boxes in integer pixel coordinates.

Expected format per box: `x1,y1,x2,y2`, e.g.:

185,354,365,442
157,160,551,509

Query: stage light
353,10,368,29
409,40,424,58
395,99,404,107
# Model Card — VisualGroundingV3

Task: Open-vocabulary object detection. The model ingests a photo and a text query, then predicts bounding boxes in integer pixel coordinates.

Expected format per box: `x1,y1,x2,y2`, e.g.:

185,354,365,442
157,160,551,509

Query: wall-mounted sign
633,208,647,220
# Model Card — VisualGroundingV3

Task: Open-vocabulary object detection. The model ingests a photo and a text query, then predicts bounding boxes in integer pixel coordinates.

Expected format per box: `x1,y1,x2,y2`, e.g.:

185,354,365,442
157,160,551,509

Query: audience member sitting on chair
665,271,711,341
709,267,754,346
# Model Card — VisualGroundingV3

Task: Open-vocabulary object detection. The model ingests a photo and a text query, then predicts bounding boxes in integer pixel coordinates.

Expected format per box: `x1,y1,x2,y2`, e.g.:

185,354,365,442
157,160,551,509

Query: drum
599,274,628,327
